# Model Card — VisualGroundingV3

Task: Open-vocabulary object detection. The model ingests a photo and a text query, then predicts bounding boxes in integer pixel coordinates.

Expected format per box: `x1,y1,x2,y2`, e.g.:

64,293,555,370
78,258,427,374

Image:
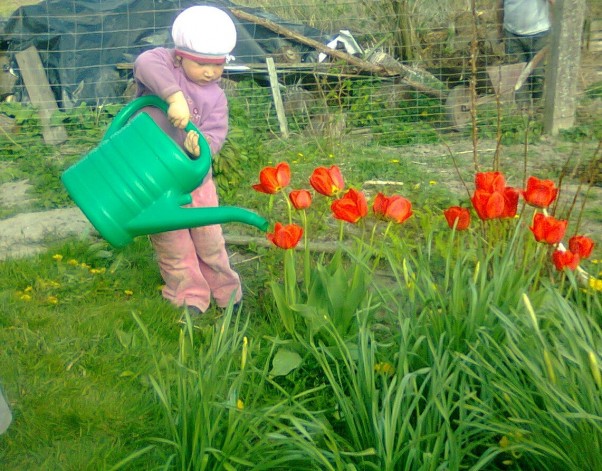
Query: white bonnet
172,6,237,64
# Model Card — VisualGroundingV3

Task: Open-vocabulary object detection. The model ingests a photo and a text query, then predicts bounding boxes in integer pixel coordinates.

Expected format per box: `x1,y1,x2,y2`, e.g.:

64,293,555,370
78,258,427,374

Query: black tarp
1,0,330,108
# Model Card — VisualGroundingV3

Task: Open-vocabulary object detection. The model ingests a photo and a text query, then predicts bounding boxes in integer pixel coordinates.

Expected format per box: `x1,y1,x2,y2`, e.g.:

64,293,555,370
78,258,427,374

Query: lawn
1,95,601,469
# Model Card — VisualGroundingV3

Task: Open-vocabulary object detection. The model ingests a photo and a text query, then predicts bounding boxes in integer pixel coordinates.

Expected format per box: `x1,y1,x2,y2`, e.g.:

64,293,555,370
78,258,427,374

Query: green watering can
61,95,268,248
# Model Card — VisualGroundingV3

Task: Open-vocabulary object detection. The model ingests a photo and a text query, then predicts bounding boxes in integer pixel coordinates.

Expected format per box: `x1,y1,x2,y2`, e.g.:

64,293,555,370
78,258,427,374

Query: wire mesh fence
0,0,600,154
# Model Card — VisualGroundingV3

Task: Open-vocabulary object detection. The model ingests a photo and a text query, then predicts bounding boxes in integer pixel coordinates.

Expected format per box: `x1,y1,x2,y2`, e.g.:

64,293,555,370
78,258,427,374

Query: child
133,5,241,315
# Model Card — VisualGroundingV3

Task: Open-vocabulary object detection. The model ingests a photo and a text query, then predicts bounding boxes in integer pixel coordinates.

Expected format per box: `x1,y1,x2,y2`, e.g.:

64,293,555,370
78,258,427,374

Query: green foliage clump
467,105,544,144
214,79,274,200
342,78,443,146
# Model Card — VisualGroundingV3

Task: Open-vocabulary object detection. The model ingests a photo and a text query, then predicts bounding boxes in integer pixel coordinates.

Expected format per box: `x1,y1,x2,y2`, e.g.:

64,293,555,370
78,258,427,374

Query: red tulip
252,162,291,194
289,189,312,210
267,222,303,249
530,213,567,245
309,166,345,196
552,249,580,271
471,189,505,220
568,235,595,259
331,188,368,223
373,193,413,224
443,206,471,230
523,176,558,208
500,187,520,218
475,171,505,193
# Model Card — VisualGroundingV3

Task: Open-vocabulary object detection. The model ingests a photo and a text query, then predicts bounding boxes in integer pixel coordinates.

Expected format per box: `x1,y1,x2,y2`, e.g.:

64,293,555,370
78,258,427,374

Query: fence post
15,46,68,145
543,0,587,135
266,57,289,139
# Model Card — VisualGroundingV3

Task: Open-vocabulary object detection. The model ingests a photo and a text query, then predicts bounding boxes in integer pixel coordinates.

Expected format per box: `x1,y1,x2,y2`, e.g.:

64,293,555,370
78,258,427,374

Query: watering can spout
127,195,269,239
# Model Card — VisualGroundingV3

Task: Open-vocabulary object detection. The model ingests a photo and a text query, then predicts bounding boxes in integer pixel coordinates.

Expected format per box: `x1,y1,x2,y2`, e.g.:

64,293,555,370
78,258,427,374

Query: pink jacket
133,47,228,155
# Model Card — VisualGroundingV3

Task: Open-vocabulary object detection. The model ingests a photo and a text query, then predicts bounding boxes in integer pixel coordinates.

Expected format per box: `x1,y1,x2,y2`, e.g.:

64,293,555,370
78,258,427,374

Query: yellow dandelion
47,296,59,305
124,289,134,296
591,259,600,264
236,399,244,410
429,180,437,185
67,259,79,266
374,362,395,376
80,263,90,269
20,294,32,302
52,254,63,262
89,268,106,275
297,152,304,157
24,286,33,293
389,159,400,163
588,277,602,292
499,436,510,448
328,153,334,159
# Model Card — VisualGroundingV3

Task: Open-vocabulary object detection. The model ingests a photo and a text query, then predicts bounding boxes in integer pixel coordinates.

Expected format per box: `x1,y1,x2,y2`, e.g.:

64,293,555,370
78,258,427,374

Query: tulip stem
301,210,310,291
281,189,293,224
285,249,297,304
369,221,379,248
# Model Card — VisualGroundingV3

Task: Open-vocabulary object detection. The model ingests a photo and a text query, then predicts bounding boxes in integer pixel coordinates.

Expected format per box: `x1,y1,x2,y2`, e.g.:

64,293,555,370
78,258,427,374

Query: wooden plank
118,59,447,98
230,8,447,98
230,8,393,76
265,57,289,139
15,46,67,145
543,0,587,135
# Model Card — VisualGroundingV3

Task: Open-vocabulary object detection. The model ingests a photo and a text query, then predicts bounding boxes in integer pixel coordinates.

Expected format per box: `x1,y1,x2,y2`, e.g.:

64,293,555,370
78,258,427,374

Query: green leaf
270,281,296,335
115,328,134,349
269,348,302,377
291,303,328,336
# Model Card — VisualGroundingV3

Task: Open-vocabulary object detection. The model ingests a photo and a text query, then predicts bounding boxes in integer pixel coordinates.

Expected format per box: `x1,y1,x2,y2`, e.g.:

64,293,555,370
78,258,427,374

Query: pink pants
150,176,242,312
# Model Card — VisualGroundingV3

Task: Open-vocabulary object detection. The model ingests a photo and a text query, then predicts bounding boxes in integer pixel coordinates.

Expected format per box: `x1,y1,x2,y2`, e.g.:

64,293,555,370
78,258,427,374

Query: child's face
180,57,225,85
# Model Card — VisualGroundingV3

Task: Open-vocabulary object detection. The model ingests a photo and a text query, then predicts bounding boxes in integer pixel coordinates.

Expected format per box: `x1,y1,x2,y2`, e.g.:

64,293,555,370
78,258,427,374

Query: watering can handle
103,95,203,142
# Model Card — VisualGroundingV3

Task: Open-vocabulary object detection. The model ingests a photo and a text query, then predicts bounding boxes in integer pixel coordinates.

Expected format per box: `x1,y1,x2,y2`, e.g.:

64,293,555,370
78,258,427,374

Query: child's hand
184,130,201,158
166,91,189,129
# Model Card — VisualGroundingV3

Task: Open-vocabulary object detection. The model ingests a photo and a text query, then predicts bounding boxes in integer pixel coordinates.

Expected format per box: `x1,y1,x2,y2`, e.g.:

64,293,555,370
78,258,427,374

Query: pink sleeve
133,48,181,100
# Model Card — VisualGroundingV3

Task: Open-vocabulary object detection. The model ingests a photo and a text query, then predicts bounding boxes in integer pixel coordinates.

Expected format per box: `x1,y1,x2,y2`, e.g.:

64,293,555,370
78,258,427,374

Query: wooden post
15,46,67,145
543,0,587,135
265,57,289,139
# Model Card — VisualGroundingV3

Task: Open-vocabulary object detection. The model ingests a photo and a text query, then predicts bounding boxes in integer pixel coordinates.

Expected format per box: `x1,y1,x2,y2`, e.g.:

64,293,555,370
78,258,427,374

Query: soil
0,180,92,259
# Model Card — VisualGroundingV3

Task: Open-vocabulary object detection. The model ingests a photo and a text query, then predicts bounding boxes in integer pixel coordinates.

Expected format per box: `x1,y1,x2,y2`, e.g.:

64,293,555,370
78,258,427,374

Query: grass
0,239,177,469
0,0,38,17
1,9,602,465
